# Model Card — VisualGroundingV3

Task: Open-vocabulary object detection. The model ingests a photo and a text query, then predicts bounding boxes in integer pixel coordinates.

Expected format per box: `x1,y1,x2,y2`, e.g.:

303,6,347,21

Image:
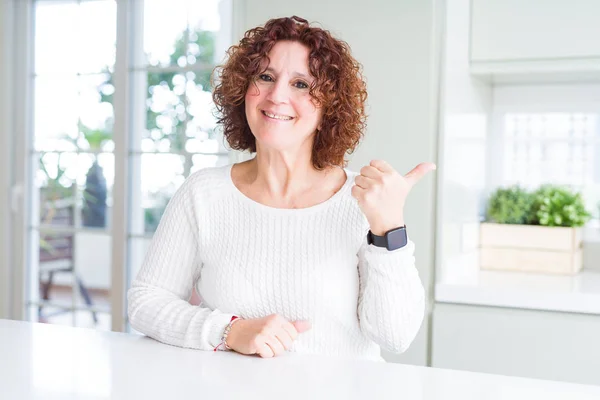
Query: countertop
1,319,599,399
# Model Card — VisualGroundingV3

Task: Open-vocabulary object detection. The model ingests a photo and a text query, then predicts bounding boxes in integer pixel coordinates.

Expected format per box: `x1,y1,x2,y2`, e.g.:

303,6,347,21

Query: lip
261,109,295,121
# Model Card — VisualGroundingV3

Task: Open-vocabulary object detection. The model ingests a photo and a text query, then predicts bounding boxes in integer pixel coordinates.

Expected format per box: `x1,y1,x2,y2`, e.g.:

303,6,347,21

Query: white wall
470,0,600,62
0,0,15,319
238,0,442,366
436,0,492,283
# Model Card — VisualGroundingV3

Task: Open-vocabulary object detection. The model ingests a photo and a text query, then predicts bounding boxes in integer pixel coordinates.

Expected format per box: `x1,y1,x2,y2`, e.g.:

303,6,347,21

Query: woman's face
245,40,322,153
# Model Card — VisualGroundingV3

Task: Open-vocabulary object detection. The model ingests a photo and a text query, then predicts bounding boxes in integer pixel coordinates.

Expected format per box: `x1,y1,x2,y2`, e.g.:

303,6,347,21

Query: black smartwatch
367,226,408,251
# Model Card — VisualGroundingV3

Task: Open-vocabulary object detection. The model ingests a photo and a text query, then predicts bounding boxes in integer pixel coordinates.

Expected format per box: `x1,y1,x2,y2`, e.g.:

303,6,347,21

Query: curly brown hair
212,16,367,169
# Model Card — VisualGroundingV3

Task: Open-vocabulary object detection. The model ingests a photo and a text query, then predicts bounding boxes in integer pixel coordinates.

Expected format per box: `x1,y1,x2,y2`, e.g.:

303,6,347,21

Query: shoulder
184,164,231,188
176,164,233,205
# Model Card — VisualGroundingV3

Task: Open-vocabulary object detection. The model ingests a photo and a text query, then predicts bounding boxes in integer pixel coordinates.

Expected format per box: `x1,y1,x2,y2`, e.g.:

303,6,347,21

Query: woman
127,16,435,361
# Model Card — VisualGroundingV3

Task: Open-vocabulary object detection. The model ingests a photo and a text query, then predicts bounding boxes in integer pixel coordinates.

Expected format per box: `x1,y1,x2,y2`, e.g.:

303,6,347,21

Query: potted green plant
480,185,591,275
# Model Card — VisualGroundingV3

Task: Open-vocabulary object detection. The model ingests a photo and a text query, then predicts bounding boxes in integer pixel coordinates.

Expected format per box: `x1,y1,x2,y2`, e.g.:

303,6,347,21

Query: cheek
245,83,262,104
295,97,321,120
297,100,322,126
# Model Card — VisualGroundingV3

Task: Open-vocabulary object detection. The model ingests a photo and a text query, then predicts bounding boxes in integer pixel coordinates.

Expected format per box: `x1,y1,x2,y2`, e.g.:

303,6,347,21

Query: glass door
22,0,233,332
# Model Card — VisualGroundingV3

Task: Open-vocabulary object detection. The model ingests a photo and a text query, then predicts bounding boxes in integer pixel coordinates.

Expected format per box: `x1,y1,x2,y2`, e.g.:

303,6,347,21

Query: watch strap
367,230,388,248
367,225,408,251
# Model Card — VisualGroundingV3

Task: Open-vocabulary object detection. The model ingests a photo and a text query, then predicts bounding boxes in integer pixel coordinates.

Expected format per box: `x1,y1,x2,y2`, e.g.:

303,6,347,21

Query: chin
251,126,314,153
255,138,296,152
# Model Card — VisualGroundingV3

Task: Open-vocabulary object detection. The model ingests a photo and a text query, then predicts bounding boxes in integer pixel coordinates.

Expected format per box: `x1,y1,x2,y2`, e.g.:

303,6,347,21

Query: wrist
370,220,405,236
214,316,242,352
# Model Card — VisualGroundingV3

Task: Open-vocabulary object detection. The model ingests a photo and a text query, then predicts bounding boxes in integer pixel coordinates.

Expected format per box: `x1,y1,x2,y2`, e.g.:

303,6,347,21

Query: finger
281,322,299,341
404,162,436,186
265,334,286,357
257,342,274,358
275,329,294,350
355,175,376,189
292,320,312,334
359,165,382,179
351,184,366,201
370,159,394,173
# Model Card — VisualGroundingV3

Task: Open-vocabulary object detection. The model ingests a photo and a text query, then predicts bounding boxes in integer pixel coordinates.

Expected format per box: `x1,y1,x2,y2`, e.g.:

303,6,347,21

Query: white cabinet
432,303,600,386
470,0,600,78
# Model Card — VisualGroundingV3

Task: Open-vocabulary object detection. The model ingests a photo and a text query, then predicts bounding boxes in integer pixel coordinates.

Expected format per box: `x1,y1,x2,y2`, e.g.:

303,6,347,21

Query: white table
1,319,599,399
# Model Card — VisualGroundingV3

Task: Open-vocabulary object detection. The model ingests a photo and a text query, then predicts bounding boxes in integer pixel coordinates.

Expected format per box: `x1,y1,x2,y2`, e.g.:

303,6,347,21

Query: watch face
386,227,408,250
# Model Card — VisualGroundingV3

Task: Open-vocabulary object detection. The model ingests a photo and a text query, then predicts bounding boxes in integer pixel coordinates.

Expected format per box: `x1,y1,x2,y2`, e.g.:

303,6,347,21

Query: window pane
79,73,115,145
34,0,116,75
191,153,229,172
31,228,73,308
188,0,223,35
29,303,111,331
34,74,114,152
82,153,114,230
36,152,114,230
134,153,186,234
145,70,188,152
142,0,188,67
187,0,221,66
502,113,600,215
75,312,111,331
78,0,117,74
186,73,227,153
30,306,75,327
73,231,112,315
34,77,79,151
140,69,226,153
129,153,228,235
30,226,111,330
37,152,78,228
34,1,79,74
542,114,572,139
127,237,153,291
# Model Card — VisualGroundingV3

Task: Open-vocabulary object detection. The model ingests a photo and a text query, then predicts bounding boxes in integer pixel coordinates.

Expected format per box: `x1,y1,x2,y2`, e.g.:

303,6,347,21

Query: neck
247,151,321,199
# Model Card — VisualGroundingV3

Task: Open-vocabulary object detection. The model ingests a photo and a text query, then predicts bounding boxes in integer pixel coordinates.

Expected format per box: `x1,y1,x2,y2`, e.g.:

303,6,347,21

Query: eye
258,74,273,82
294,81,309,89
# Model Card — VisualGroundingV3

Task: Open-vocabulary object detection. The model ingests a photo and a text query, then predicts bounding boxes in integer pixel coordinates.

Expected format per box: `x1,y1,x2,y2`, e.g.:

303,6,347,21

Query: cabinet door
470,0,600,62
432,303,600,386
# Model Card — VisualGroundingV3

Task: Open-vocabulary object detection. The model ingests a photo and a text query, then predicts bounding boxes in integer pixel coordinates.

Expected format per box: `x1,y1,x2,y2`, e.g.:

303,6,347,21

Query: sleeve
357,239,425,354
127,174,235,350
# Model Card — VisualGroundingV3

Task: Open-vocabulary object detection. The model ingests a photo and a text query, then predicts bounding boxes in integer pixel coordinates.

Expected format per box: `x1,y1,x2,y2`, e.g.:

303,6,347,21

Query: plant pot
479,222,583,275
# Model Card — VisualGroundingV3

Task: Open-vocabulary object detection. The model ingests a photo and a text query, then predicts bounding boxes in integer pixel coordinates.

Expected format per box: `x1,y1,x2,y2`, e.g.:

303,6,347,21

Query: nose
265,79,290,105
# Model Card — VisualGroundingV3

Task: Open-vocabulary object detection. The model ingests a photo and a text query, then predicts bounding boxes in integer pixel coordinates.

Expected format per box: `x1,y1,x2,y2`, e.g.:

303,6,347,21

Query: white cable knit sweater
127,164,425,361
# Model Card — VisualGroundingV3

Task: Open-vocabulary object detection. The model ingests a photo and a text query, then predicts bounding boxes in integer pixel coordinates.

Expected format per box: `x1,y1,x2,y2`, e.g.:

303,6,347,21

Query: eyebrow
265,67,312,80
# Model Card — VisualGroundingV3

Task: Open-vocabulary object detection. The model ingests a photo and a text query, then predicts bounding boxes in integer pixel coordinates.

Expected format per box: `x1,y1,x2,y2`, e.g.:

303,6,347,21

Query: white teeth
263,111,292,120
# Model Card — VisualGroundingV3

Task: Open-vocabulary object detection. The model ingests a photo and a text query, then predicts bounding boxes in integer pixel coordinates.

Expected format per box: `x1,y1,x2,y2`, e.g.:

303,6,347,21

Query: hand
351,160,436,235
226,314,312,358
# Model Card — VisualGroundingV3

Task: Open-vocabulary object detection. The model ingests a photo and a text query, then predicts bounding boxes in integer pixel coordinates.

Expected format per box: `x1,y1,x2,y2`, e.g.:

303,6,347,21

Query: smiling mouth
262,110,294,121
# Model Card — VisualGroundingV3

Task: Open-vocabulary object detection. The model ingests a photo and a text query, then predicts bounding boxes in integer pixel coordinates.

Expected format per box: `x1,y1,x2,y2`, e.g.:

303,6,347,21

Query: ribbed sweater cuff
201,310,237,350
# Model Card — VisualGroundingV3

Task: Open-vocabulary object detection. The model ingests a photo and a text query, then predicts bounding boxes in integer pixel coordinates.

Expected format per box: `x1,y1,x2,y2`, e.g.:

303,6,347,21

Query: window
489,85,600,223
24,0,233,331
500,112,600,217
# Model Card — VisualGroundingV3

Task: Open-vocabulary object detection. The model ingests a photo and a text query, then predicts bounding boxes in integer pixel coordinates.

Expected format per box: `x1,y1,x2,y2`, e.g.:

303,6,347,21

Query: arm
127,174,234,350
351,159,435,353
357,240,425,353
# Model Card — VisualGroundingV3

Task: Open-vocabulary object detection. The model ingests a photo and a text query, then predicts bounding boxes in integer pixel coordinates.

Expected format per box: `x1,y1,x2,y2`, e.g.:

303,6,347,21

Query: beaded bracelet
213,316,241,352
